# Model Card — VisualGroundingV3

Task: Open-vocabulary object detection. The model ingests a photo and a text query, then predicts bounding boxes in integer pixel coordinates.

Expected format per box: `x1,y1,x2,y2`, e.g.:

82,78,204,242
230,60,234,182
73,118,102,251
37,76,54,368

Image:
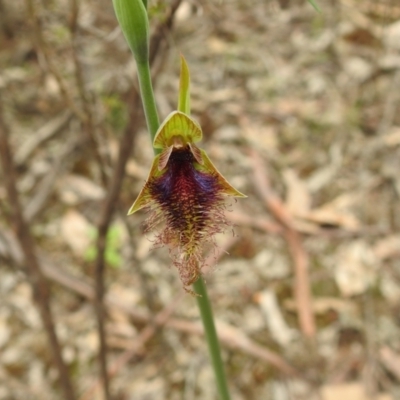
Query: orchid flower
128,57,246,290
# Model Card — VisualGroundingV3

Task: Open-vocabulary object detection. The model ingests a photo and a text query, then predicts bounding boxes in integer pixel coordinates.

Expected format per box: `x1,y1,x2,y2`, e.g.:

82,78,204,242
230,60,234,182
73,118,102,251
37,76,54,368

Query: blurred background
1,0,400,399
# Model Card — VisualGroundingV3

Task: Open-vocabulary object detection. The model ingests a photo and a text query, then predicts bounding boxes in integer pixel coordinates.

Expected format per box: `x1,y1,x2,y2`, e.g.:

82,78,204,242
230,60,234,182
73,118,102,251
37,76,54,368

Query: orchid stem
193,276,231,400
135,43,231,400
136,61,159,142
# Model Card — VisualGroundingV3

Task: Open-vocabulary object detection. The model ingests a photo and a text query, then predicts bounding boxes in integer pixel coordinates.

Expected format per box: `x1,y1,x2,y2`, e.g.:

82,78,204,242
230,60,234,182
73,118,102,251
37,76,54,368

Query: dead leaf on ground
60,209,93,258
57,174,105,205
284,297,357,316
255,289,297,346
373,235,400,260
303,193,361,231
320,382,392,400
334,241,379,297
283,168,311,217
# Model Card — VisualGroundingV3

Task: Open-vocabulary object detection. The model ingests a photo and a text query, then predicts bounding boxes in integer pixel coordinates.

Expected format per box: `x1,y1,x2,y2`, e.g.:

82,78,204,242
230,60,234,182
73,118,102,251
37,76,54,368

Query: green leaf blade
308,0,320,12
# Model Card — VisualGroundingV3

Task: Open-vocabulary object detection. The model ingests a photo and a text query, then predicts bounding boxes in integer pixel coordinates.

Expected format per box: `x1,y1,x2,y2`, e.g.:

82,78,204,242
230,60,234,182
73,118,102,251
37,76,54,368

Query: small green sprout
85,225,122,268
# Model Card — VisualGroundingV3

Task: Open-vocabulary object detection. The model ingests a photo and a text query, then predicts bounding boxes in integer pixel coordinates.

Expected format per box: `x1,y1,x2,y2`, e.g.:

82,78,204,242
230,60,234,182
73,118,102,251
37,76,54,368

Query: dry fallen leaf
304,193,361,231
255,289,297,346
383,127,400,147
241,121,278,154
60,209,93,258
283,168,311,217
380,346,400,381
384,20,400,50
284,296,357,316
373,235,400,260
321,382,392,400
334,241,379,297
57,174,105,205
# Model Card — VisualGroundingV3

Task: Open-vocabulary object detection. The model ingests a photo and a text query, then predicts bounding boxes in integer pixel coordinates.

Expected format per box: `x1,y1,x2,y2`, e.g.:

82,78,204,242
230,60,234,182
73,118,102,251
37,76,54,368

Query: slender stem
193,276,231,400
135,57,231,400
136,61,159,142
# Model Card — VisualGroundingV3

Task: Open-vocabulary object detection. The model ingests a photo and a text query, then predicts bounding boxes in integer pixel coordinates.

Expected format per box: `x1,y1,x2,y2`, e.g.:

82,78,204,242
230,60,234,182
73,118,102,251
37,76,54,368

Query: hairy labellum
146,146,227,287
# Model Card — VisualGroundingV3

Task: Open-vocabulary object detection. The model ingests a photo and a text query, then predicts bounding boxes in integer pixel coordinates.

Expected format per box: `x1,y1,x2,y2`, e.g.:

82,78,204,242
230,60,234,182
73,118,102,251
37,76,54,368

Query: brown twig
0,97,76,399
25,137,83,222
14,110,73,166
229,210,283,234
25,0,86,122
90,65,144,400
78,294,184,400
249,147,316,339
69,0,108,187
377,69,400,136
67,0,111,397
148,0,182,65
90,2,183,398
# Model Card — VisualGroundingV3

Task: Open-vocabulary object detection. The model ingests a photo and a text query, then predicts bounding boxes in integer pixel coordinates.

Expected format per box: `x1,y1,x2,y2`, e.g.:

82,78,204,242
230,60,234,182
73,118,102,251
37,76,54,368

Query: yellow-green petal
153,111,202,150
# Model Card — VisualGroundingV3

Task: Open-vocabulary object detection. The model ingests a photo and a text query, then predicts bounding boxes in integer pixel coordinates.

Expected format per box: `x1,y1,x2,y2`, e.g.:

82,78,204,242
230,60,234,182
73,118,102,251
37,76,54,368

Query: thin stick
250,148,316,339
25,0,85,122
78,294,184,400
69,0,108,186
90,67,143,400
91,2,183,398
0,98,76,400
66,0,111,396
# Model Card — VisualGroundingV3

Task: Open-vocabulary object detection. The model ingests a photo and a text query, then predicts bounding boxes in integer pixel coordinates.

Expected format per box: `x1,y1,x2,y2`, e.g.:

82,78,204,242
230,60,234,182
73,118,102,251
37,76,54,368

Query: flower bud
112,0,149,64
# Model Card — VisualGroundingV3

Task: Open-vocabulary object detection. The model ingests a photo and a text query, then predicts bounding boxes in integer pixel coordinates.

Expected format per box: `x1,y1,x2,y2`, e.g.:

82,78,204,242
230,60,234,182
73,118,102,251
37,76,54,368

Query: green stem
193,276,231,400
136,61,159,142
136,54,231,400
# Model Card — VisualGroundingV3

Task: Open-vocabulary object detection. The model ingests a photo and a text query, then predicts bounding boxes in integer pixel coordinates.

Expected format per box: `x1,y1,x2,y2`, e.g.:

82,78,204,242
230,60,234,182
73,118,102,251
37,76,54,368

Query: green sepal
112,0,149,64
153,111,202,150
178,55,191,114
127,154,164,215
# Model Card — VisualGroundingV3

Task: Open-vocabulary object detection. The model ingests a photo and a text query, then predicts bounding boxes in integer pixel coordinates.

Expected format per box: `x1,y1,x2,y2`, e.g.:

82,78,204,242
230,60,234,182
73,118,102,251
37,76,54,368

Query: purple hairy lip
150,147,221,238
145,146,228,288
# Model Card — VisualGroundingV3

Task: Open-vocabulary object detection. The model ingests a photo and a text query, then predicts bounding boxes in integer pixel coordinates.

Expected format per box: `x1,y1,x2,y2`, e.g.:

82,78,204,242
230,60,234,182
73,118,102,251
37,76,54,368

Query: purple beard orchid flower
128,59,246,291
